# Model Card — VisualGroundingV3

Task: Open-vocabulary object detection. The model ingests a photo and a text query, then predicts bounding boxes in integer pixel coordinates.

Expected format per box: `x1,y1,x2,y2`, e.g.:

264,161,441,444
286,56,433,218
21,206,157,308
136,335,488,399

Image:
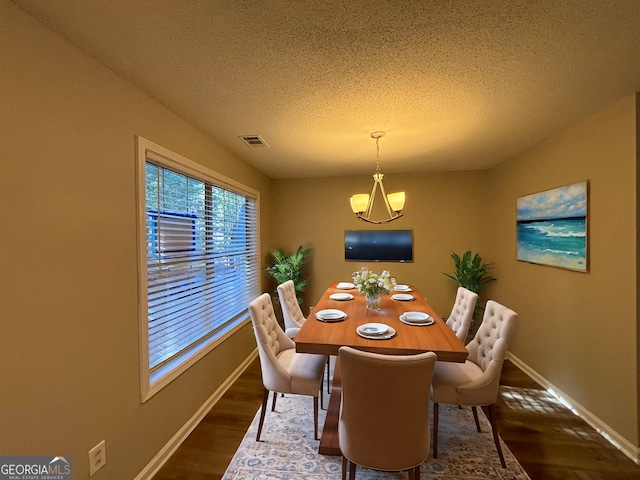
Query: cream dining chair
249,293,328,441
338,346,437,480
277,279,332,392
277,279,306,338
431,300,518,468
445,287,478,343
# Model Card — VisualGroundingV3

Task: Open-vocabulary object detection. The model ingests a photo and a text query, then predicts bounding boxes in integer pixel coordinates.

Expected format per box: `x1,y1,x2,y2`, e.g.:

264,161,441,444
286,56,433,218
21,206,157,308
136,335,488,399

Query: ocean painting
516,181,588,271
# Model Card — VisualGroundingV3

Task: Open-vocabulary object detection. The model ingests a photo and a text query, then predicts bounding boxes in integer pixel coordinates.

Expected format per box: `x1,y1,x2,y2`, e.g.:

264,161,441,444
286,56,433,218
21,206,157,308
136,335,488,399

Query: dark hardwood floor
494,361,640,479
152,358,640,480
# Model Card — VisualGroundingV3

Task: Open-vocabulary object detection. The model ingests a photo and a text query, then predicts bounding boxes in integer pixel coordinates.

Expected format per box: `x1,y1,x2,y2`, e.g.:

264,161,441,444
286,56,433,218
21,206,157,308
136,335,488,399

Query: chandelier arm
364,176,378,218
356,212,403,224
376,178,396,217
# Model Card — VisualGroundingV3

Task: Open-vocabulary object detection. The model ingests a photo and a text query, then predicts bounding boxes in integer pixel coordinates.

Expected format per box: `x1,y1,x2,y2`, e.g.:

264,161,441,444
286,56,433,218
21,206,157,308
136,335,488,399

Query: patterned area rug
223,393,530,479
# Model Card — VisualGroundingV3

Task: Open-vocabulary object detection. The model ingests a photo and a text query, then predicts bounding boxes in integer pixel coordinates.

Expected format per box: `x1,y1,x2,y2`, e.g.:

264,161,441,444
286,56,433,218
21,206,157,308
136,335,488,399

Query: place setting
394,284,412,292
399,311,435,327
356,322,396,340
336,281,356,290
314,308,348,322
329,292,354,301
391,292,415,301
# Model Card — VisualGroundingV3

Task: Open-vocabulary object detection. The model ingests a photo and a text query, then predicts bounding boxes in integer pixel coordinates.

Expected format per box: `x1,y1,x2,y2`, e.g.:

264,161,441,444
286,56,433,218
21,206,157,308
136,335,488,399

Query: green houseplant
443,250,496,318
266,245,312,304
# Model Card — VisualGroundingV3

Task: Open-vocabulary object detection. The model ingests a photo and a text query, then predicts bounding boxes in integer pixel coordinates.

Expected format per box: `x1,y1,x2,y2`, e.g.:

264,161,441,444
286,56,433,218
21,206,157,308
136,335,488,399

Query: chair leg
271,390,278,411
320,371,325,410
487,404,506,468
313,396,319,440
327,356,332,393
341,455,347,480
348,460,356,480
256,387,269,441
433,402,439,458
414,465,420,479
472,405,481,432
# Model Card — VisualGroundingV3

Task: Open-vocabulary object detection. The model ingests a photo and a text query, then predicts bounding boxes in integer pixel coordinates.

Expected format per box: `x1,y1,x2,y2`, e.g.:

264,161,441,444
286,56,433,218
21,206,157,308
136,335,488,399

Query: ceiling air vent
239,135,269,148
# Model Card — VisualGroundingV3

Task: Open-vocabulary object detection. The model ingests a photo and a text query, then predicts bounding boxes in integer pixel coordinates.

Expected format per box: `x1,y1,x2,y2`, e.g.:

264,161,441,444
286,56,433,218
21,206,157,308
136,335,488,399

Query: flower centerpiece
352,267,396,310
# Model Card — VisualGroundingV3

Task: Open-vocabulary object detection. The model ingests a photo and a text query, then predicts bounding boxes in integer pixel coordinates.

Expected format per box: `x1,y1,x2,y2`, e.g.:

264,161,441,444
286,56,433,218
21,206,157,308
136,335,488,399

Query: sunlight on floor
500,385,566,415
499,385,610,446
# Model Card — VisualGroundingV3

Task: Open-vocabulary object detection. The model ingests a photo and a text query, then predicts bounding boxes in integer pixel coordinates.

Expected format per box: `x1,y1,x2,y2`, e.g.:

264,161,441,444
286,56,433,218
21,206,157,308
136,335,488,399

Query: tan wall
0,2,271,478
270,170,494,318
487,95,638,446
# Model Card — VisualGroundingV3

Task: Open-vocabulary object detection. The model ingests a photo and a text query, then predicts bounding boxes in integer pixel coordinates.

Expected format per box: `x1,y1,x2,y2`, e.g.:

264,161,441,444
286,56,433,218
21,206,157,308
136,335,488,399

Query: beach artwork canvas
516,181,588,271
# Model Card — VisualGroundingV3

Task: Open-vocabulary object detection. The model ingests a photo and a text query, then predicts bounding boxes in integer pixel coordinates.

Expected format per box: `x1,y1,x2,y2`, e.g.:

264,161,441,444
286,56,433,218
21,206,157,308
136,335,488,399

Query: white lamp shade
387,191,406,212
350,194,369,213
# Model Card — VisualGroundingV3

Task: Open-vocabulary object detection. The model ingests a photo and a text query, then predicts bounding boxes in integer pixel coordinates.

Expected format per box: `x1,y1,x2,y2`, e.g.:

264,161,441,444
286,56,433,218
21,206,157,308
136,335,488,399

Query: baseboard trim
135,349,259,480
507,352,640,465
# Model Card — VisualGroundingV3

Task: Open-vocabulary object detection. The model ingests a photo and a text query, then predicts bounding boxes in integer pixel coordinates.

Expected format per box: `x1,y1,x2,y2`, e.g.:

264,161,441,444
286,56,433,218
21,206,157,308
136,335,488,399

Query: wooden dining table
294,281,469,455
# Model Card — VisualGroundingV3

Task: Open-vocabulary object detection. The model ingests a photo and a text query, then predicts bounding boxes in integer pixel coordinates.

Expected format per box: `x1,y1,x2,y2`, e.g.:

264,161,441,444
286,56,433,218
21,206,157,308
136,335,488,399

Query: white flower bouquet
351,267,396,296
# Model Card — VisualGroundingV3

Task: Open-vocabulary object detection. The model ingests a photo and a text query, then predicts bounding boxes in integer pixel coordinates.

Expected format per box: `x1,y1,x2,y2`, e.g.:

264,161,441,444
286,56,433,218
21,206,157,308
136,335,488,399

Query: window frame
136,136,260,402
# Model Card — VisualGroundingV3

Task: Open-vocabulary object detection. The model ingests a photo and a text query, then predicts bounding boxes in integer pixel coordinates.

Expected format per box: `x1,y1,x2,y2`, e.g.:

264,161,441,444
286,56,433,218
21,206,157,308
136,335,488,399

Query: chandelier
350,131,406,224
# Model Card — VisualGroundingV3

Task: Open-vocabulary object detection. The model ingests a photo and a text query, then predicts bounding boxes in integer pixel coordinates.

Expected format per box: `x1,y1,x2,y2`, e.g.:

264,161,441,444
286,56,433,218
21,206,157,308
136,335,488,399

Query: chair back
249,293,295,392
277,280,306,330
338,346,437,472
445,287,478,342
462,300,517,404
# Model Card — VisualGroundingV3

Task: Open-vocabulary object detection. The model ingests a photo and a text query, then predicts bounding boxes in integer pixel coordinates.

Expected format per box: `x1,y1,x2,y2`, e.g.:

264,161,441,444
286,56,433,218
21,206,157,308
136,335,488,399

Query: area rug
222,394,530,480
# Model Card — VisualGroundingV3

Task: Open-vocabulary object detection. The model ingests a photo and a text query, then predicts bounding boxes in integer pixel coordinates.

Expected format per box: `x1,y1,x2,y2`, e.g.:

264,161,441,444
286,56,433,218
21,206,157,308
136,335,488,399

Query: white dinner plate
329,293,354,301
357,323,396,340
400,316,435,326
357,323,389,336
336,282,356,289
400,312,434,326
401,311,429,322
391,293,414,301
315,309,347,322
394,284,412,292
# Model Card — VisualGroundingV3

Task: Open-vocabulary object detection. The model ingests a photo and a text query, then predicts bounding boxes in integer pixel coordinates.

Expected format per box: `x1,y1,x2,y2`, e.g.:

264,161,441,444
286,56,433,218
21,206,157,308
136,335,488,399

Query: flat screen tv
344,230,413,262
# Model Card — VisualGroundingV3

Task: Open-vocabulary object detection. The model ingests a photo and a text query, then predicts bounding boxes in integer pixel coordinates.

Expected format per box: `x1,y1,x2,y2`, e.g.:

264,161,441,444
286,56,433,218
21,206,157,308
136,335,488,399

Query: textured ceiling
12,0,640,179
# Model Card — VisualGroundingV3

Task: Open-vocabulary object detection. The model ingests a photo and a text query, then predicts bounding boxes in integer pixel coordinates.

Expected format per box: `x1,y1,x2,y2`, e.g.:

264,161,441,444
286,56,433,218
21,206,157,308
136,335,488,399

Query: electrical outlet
88,440,106,476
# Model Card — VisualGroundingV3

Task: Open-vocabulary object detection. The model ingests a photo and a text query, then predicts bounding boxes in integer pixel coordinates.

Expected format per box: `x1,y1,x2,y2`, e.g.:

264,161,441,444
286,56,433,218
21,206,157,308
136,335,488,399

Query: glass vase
366,292,382,311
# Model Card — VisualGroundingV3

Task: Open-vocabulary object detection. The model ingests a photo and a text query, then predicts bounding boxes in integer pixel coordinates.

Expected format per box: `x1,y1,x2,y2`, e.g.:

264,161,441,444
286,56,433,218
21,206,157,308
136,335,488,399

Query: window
136,137,259,400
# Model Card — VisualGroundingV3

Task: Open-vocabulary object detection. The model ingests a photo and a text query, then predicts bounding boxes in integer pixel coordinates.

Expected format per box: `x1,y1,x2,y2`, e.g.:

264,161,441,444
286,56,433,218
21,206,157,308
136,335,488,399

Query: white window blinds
137,137,259,398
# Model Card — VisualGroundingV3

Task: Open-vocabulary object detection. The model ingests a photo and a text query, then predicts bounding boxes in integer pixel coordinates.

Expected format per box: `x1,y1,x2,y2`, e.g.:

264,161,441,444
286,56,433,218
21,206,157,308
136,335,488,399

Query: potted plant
266,244,312,304
443,251,496,319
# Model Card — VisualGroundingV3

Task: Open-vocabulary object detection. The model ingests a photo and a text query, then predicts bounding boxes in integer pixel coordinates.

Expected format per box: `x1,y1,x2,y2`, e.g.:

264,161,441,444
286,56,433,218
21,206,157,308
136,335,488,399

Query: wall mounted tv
344,230,413,262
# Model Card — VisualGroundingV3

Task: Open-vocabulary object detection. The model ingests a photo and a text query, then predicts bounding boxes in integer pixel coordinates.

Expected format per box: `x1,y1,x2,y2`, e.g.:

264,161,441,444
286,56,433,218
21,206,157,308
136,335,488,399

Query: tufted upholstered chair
277,280,306,338
338,346,437,480
249,293,328,441
431,300,517,468
445,287,478,343
277,280,332,392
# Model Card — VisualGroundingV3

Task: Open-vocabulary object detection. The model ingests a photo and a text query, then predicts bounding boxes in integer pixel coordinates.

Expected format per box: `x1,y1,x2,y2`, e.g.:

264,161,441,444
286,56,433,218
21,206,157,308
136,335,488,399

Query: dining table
294,281,469,455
